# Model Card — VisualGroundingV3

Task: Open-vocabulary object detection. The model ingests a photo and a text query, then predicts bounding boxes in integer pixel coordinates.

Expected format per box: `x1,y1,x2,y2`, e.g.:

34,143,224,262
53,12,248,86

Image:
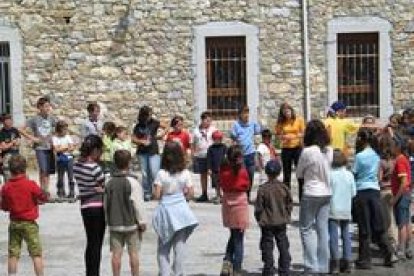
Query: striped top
73,160,105,209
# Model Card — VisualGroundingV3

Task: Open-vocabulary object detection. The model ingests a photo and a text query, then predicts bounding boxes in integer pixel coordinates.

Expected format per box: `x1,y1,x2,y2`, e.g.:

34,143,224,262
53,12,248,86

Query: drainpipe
302,0,311,121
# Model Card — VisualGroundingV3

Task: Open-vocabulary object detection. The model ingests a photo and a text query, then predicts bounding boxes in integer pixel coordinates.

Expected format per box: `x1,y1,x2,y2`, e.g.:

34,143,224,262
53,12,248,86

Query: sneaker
406,249,413,260
220,260,233,276
196,194,209,203
144,194,152,202
330,259,340,274
211,196,221,205
383,252,394,268
339,259,352,273
396,250,406,261
57,188,65,198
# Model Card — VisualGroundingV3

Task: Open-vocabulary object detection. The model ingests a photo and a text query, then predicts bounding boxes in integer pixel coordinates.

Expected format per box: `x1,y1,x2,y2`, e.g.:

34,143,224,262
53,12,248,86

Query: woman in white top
296,120,333,274
52,120,76,198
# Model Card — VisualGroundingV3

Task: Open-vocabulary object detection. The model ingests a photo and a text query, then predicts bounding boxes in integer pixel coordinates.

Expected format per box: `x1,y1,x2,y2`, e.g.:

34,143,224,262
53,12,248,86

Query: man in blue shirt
230,105,261,202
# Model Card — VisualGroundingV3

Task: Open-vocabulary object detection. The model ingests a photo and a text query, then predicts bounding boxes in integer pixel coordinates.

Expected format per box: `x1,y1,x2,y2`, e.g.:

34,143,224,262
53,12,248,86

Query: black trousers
354,189,392,263
260,225,291,275
281,147,302,189
81,207,106,276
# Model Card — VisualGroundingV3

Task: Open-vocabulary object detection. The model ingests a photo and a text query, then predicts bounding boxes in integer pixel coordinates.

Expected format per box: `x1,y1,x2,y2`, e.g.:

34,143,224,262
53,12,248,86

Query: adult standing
73,135,106,276
132,106,167,201
80,102,104,139
192,111,216,202
230,105,261,202
296,120,333,274
275,103,305,195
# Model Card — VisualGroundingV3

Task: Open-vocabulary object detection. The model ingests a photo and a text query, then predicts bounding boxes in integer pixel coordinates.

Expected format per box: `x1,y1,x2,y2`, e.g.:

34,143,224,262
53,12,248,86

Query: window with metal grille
0,42,11,114
206,36,246,120
337,33,379,117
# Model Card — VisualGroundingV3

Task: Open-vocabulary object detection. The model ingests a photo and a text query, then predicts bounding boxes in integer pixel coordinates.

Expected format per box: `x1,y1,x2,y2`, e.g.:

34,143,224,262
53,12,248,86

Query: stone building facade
0,0,413,131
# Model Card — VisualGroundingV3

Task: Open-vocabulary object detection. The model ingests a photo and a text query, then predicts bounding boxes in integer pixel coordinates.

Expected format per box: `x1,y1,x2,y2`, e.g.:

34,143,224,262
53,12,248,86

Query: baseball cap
330,101,347,112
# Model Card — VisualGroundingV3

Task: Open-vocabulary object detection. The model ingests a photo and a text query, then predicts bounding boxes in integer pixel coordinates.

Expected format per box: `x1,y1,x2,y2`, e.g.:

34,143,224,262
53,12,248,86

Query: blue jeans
243,153,255,198
138,153,160,198
224,229,244,272
328,219,352,261
299,196,331,273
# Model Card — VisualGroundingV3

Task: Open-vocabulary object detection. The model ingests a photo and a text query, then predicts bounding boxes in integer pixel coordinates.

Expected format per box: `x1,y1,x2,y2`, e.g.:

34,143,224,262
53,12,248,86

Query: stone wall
0,0,413,131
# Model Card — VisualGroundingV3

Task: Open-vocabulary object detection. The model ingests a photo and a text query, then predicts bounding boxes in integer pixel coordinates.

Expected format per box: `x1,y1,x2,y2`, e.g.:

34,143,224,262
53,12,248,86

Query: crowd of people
0,96,414,276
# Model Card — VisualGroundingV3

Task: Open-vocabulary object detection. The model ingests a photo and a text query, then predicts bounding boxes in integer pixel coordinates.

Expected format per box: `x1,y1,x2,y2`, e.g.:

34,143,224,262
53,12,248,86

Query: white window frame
192,22,259,123
327,17,392,120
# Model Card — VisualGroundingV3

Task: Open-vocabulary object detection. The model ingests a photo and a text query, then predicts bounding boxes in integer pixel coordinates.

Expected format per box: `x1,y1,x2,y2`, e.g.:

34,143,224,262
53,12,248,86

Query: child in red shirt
1,154,48,276
219,145,249,276
391,138,412,259
166,115,191,157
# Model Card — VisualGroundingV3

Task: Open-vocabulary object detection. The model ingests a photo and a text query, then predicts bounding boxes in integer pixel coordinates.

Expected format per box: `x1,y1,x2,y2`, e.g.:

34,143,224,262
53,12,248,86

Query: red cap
212,130,223,140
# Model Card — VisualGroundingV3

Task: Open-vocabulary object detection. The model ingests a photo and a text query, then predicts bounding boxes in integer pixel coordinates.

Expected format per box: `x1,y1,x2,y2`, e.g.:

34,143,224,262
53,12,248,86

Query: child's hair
378,133,395,159
200,111,211,120
238,105,249,116
355,128,379,154
261,129,272,139
137,105,152,124
332,149,347,168
87,102,100,113
36,96,50,108
1,113,11,122
265,159,282,178
55,120,68,134
393,135,409,156
114,149,131,170
161,141,186,174
102,121,116,137
115,126,127,136
8,154,27,175
277,103,296,125
79,134,103,158
389,113,402,125
170,115,184,128
222,145,244,175
303,120,330,151
362,115,375,125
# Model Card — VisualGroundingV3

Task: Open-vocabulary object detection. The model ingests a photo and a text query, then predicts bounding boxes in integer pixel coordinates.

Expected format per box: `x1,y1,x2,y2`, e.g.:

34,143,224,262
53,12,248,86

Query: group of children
2,97,414,276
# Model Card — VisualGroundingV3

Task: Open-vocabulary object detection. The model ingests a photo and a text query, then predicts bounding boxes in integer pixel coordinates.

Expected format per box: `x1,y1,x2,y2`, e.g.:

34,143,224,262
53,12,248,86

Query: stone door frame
327,16,393,120
0,23,24,126
192,22,259,123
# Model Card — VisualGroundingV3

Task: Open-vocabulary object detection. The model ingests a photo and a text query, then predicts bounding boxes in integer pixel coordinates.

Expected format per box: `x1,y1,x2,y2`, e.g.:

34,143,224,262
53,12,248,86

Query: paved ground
0,171,413,275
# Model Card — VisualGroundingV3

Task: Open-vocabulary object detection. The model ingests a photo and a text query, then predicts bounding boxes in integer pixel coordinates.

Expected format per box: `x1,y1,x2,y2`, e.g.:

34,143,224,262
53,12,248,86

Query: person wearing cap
230,105,261,202
207,130,227,204
324,101,359,156
192,112,216,203
254,159,293,276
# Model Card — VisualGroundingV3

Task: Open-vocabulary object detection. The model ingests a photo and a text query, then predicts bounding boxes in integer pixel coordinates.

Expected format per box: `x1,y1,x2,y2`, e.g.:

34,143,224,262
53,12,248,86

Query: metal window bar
206,37,246,120
337,33,379,117
0,42,11,114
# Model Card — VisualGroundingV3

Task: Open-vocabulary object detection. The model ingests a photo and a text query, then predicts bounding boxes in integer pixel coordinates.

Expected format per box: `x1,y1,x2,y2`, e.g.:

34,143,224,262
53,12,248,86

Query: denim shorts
394,194,411,227
35,149,55,174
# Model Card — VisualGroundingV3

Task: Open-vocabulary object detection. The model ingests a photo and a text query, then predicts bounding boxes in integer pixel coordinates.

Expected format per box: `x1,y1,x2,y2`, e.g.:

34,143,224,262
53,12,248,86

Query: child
328,150,356,274
230,105,261,202
52,120,76,198
80,102,103,139
256,129,278,184
0,114,21,181
391,137,413,260
219,145,250,276
101,121,116,174
111,126,133,161
255,159,292,276
192,111,216,202
105,150,146,276
207,130,227,204
73,134,106,276
152,141,198,276
1,154,49,276
166,115,191,157
353,128,393,269
378,134,398,252
20,97,57,193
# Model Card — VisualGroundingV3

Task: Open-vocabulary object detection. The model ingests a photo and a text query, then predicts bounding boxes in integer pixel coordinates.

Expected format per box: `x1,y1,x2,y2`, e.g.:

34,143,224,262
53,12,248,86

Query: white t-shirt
192,125,216,158
52,135,74,157
154,169,193,195
296,145,333,197
257,143,273,167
